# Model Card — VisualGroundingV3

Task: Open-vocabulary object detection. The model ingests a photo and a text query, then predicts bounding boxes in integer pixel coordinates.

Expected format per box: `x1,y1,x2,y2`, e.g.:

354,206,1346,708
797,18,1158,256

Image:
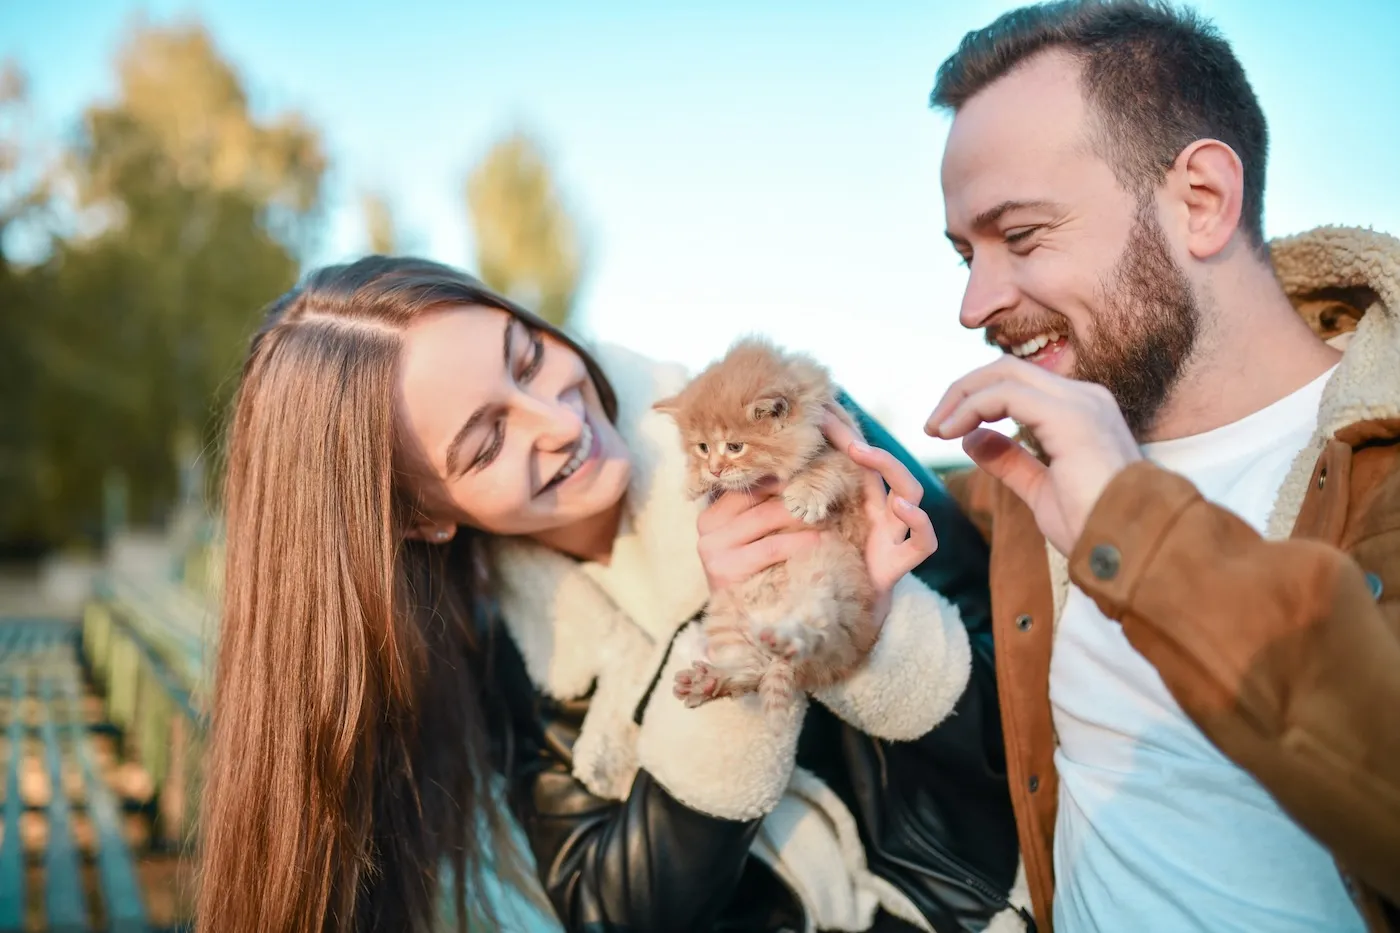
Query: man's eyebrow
946,199,1064,243
444,317,515,477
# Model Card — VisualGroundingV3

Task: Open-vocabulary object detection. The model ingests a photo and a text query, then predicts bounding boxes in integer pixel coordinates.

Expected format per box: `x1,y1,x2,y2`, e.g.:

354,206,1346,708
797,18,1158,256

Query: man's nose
959,254,1019,331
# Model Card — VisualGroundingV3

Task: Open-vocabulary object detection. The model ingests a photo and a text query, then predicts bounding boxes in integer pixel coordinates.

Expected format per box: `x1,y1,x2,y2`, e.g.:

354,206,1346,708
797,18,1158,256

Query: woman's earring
434,529,451,542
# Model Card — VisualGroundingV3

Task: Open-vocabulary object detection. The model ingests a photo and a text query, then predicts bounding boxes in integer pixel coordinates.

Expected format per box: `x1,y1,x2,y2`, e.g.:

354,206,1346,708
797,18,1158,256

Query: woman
197,256,1026,933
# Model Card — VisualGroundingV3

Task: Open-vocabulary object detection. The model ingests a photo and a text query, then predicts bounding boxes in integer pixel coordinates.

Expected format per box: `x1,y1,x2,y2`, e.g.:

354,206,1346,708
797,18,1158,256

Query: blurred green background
0,23,591,559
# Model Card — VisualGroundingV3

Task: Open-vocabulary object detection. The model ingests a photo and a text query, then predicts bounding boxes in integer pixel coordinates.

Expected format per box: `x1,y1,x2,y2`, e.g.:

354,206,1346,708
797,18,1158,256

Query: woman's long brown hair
197,257,616,932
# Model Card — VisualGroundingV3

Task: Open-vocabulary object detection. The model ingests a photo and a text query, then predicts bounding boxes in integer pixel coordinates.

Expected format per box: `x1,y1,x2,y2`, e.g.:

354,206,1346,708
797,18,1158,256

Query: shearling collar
1265,226,1400,538
486,341,711,798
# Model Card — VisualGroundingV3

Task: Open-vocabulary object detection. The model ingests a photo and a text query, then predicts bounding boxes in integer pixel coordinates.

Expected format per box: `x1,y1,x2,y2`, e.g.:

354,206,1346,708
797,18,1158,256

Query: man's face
941,50,1200,437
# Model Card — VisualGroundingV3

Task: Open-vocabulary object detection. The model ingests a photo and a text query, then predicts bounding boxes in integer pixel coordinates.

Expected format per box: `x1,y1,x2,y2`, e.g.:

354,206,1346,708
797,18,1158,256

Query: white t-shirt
1050,366,1365,932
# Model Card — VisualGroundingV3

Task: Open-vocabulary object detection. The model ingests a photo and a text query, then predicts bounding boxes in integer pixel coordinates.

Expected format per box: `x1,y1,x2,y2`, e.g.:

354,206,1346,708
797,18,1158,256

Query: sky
5,0,1400,463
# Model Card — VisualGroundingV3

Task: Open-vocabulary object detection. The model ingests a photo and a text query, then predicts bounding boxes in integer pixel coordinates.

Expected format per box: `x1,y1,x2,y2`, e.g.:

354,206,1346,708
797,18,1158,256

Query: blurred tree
465,131,584,327
2,23,327,549
362,191,398,255
0,59,52,553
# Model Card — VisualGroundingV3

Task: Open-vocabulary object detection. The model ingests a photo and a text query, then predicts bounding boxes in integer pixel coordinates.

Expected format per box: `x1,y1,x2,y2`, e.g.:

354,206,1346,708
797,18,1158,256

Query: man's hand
925,356,1142,555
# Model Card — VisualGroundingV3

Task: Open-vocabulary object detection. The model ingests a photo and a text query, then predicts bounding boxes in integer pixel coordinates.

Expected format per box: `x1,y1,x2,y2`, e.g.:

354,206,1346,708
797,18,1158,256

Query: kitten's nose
709,466,723,477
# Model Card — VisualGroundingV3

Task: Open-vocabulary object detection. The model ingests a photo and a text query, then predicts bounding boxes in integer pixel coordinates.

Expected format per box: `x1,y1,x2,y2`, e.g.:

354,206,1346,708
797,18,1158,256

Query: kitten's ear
749,395,790,422
652,395,681,417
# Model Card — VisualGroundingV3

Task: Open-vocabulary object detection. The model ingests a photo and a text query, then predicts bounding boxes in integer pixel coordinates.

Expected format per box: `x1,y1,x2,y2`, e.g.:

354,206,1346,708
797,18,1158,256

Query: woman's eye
697,443,709,455
472,420,505,471
519,330,545,382
726,442,745,453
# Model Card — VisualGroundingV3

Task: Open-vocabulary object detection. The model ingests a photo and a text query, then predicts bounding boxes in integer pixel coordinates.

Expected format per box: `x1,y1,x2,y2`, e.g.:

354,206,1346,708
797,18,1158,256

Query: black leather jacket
485,399,1026,933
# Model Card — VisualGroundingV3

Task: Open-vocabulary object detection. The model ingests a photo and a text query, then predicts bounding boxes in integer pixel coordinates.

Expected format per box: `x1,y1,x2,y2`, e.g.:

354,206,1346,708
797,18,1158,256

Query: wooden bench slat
57,674,150,932
39,678,88,932
0,676,26,932
0,627,21,661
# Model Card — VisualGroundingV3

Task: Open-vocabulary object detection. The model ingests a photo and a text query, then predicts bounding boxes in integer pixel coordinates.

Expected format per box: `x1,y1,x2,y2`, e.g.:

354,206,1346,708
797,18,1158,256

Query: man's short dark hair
932,0,1269,251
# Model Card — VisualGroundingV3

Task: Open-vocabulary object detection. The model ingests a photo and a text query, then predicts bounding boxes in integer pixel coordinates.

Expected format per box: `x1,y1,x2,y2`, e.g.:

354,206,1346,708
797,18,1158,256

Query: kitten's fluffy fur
653,338,879,722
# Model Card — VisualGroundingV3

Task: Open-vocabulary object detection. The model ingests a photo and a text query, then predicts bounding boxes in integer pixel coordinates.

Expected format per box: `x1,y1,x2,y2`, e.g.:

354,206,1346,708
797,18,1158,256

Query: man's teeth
1010,332,1065,358
557,421,593,481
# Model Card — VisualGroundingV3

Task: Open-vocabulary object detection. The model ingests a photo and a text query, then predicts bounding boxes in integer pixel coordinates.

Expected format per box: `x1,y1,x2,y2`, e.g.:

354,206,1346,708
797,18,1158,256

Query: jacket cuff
812,574,972,741
636,623,803,821
1069,460,1203,619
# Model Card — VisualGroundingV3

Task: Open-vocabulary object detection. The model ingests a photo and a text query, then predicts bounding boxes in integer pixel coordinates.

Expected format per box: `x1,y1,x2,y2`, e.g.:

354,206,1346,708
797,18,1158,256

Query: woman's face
396,305,631,541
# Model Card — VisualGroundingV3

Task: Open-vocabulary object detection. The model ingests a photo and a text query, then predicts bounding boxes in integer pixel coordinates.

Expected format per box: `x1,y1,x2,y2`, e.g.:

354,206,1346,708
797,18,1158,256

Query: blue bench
0,619,150,932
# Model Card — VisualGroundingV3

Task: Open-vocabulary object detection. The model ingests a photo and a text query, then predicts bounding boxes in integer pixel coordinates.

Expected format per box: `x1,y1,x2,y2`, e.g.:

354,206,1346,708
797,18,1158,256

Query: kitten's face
655,342,832,498
674,402,824,495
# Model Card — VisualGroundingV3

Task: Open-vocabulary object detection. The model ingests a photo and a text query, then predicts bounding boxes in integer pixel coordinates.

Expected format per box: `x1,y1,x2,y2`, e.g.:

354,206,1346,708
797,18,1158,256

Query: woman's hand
823,408,938,625
696,483,823,596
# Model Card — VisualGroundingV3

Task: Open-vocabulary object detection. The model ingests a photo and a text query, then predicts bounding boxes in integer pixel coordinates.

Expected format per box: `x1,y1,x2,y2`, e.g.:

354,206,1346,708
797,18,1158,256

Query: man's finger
962,427,1047,506
925,356,1072,435
930,381,1054,440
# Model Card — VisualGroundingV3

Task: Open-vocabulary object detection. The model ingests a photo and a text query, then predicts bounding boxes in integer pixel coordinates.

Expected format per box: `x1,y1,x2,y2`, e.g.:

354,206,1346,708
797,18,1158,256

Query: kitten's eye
726,442,745,454
696,443,709,455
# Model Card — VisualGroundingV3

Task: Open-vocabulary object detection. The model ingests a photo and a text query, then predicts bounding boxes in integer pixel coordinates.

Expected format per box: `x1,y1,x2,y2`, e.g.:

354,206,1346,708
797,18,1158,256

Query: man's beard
985,201,1200,438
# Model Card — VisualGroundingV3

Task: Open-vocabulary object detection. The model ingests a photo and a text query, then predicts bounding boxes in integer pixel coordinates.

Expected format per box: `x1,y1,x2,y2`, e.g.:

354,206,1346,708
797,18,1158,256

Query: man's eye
1005,227,1038,245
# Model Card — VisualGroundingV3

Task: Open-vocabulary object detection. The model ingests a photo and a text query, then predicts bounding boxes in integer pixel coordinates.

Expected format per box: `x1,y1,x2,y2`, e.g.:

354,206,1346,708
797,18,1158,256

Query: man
926,2,1400,931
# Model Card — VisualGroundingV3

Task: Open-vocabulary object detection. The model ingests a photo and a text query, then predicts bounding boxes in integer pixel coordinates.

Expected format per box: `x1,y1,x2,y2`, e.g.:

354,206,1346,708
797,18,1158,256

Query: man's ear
1173,137,1245,261
748,395,790,422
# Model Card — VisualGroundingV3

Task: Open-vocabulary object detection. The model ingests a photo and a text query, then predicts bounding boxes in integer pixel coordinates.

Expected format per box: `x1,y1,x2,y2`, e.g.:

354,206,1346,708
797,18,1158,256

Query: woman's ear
405,523,456,544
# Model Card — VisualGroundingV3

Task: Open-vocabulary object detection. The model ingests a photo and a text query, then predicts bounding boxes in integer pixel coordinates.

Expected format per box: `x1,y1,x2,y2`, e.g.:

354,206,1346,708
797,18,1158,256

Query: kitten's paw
782,482,830,524
758,626,810,662
673,660,728,708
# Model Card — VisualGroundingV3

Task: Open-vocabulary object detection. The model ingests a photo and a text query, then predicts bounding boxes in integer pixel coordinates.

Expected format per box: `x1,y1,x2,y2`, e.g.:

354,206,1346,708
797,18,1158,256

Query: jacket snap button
1366,572,1384,600
1016,614,1033,632
1028,775,1040,793
1317,467,1328,490
1088,544,1121,581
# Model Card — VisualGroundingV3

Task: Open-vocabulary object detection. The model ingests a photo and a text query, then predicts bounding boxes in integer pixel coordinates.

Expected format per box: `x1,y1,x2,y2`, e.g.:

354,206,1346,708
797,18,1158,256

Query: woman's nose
516,387,583,450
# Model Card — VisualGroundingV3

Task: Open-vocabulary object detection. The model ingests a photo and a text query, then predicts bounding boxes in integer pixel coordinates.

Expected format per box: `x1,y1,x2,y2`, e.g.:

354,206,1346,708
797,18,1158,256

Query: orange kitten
653,338,879,723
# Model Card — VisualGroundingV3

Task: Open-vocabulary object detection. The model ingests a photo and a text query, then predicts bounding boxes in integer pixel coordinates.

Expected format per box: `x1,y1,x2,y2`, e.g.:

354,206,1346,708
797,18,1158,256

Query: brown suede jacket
947,226,1400,933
